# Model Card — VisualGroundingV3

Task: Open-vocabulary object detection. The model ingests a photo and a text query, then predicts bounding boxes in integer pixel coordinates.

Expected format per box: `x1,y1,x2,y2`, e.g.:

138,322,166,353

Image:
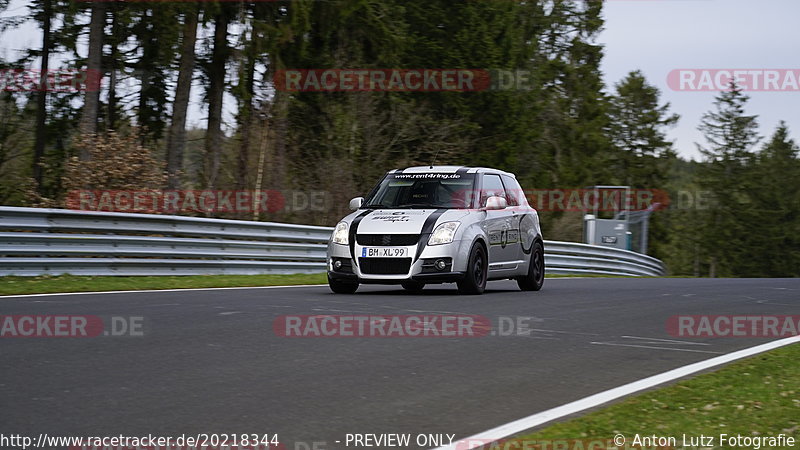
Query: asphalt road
1,278,799,450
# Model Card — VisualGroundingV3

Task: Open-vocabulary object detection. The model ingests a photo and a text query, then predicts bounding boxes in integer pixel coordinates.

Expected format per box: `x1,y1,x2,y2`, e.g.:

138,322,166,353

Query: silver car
326,166,544,294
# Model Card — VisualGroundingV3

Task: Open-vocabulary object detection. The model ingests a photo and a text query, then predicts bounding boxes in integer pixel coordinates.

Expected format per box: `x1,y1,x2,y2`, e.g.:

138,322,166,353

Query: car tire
328,275,359,294
401,281,425,292
517,240,545,291
457,242,487,295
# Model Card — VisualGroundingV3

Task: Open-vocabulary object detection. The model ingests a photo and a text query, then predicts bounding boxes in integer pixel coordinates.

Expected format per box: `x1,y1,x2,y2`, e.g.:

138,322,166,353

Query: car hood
350,209,472,234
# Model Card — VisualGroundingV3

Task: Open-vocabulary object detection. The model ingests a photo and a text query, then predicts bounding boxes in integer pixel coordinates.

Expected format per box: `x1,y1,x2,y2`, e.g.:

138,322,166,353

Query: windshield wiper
364,203,443,209
393,203,439,209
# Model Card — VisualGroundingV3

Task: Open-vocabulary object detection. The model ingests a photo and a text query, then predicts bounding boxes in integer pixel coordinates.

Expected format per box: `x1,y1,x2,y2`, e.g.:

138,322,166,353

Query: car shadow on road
343,285,524,296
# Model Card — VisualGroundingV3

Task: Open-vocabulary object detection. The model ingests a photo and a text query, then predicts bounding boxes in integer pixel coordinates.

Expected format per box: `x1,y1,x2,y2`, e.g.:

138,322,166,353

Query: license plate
362,247,408,258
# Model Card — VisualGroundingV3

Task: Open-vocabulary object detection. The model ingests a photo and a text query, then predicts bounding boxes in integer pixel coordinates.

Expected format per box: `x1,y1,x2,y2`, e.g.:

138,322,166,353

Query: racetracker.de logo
0,315,144,338
275,69,491,92
67,189,288,214
448,188,669,212
522,189,668,212
667,315,800,338
0,69,101,92
667,69,800,92
274,315,491,338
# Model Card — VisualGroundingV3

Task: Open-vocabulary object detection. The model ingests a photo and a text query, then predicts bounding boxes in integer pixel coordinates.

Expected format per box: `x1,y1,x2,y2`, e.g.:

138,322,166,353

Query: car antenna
429,148,442,169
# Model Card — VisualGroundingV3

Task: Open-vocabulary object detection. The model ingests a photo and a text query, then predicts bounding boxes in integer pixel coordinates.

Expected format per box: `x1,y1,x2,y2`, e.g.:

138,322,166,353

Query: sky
598,0,800,160
1,0,799,161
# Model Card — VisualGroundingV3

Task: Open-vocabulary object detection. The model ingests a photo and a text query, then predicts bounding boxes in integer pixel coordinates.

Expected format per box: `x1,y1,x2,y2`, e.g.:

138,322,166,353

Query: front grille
356,234,420,246
358,257,412,275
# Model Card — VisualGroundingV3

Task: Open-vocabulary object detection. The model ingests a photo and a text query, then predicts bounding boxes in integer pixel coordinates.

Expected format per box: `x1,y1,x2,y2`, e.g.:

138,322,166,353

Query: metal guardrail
0,206,666,277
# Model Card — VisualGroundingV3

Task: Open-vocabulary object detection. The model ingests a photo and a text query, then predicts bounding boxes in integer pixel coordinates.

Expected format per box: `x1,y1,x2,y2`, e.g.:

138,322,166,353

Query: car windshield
363,173,476,209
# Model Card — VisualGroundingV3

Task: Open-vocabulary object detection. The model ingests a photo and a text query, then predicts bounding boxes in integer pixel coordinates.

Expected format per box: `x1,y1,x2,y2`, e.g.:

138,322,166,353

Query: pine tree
695,81,761,277
743,123,800,276
132,4,180,143
608,70,679,188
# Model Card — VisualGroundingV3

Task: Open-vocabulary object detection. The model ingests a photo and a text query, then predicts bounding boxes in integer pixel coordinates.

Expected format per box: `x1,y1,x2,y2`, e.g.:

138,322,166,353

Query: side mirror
484,196,507,210
349,197,364,210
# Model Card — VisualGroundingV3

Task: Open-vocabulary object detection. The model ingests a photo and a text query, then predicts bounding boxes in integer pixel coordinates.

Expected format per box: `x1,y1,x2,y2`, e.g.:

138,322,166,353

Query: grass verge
0,273,328,296
0,273,599,296
508,343,800,449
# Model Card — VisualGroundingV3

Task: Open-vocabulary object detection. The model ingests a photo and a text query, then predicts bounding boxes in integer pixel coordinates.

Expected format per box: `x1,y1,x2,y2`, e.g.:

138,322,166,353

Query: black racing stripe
349,209,373,266
414,208,448,261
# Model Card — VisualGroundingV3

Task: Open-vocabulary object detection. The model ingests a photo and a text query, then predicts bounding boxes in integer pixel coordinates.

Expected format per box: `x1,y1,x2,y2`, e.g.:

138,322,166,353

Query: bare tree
32,0,51,191
165,6,199,189
204,11,229,189
79,2,105,154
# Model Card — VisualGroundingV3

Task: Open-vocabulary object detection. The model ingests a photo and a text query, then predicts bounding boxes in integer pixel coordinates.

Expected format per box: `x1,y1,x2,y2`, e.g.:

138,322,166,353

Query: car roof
390,166,516,177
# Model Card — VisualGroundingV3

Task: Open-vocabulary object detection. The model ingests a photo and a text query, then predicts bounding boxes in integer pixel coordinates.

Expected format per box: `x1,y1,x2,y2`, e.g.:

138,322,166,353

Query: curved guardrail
0,206,666,277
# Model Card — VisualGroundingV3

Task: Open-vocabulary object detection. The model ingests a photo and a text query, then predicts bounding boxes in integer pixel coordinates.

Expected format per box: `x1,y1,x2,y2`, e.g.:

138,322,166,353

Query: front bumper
410,271,465,283
328,271,465,284
327,238,466,284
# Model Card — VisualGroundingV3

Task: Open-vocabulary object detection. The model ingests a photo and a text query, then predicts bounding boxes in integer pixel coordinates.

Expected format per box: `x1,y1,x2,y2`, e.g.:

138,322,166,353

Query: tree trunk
236,30,257,193
107,6,120,131
252,117,270,222
79,1,105,153
137,9,154,144
272,90,288,190
32,0,52,192
166,6,199,189
204,12,228,189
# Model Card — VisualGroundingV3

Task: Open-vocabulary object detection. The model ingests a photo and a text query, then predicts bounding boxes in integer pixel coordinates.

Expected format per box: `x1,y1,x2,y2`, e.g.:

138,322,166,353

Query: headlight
332,221,349,245
428,222,460,245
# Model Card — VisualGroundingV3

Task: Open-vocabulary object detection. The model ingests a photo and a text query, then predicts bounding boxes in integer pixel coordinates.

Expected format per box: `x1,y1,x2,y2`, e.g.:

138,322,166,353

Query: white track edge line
434,335,800,450
0,284,330,299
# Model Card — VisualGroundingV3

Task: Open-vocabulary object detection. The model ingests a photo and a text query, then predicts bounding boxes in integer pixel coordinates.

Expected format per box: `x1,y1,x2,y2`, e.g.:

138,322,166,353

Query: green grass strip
0,273,328,296
510,343,800,449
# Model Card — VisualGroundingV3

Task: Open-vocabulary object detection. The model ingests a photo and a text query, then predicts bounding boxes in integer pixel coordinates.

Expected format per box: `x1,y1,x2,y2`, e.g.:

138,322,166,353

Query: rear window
502,175,525,207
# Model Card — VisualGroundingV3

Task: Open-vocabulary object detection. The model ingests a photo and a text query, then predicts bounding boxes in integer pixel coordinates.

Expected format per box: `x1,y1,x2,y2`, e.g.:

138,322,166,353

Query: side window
501,175,524,207
481,174,506,206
